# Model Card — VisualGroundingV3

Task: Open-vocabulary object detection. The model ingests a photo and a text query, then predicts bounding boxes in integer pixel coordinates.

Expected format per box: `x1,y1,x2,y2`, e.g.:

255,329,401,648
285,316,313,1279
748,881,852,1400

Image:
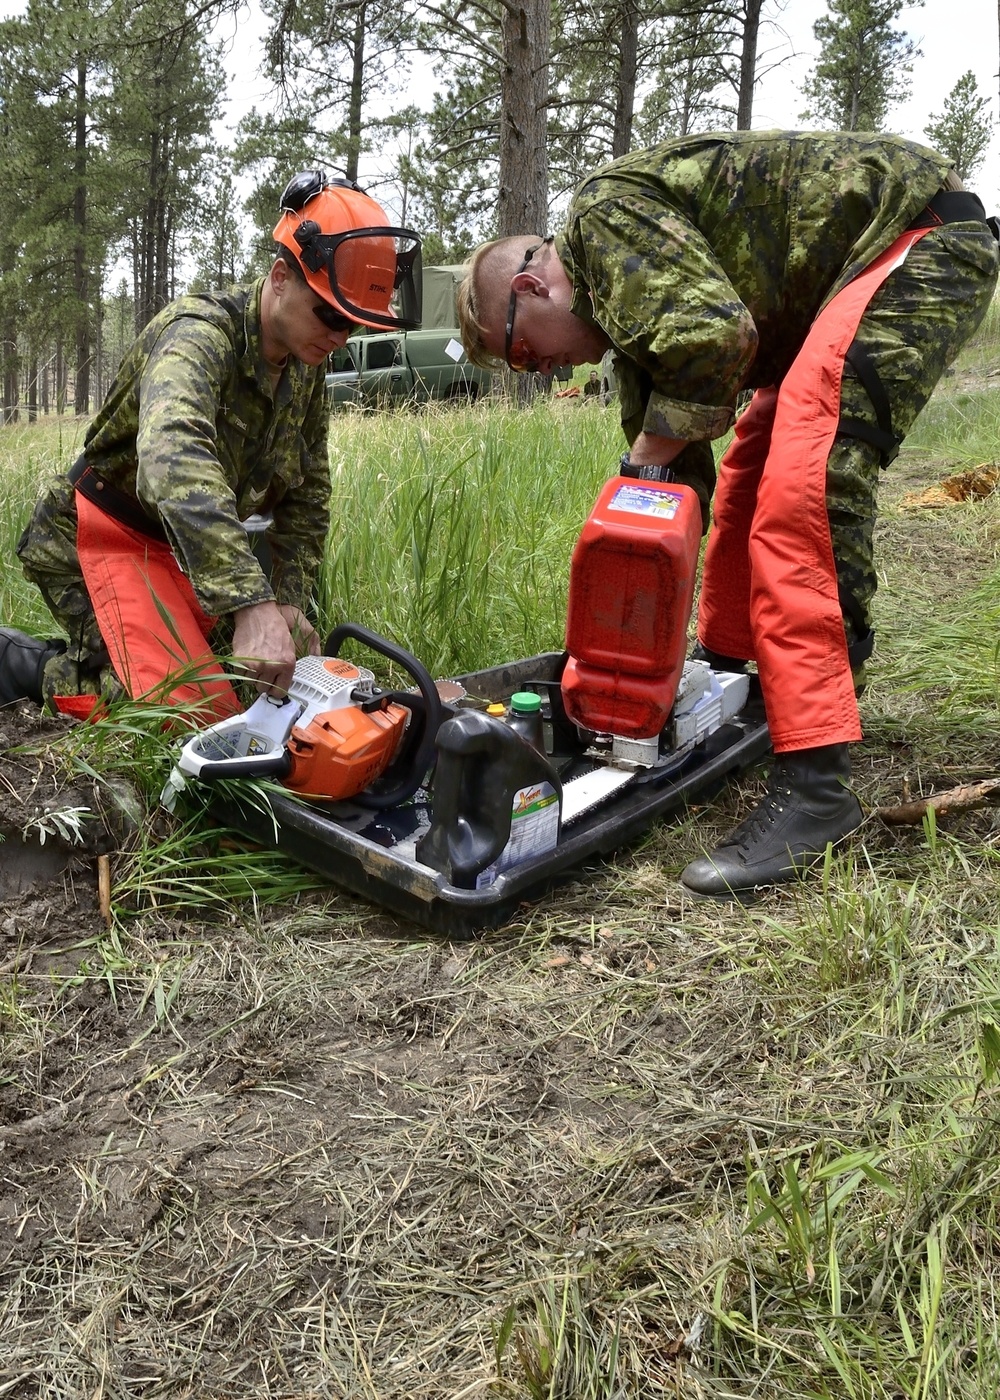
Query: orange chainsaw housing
282,700,409,800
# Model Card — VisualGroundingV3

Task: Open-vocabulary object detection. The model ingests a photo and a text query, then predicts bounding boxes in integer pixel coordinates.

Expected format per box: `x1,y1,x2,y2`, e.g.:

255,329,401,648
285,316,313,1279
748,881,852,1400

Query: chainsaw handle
194,752,292,782
324,623,444,808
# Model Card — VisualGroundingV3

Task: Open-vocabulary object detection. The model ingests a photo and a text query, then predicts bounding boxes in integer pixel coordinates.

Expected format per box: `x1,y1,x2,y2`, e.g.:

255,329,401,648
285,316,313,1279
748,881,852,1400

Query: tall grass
872,307,1000,711
0,402,621,675
0,416,85,631
319,400,619,674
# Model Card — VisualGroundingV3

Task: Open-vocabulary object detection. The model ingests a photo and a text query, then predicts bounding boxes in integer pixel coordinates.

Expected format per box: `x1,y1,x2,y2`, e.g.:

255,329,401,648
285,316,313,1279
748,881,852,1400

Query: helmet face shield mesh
329,229,422,330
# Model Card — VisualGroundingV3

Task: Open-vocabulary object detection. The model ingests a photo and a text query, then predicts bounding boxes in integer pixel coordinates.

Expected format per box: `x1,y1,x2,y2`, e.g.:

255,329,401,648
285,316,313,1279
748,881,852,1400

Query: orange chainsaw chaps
283,701,410,800
74,492,240,721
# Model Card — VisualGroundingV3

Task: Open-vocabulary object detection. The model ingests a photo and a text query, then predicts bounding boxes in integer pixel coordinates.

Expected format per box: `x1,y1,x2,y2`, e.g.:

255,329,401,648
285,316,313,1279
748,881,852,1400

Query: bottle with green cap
506,690,545,754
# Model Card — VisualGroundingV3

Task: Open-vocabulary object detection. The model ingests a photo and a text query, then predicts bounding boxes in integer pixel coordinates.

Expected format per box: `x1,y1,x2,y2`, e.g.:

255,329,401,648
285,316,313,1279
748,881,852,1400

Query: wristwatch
619,451,675,483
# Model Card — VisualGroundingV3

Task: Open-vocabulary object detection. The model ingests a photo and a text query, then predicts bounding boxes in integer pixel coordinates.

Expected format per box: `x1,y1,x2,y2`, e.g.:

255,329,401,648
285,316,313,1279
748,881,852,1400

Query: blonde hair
457,235,546,369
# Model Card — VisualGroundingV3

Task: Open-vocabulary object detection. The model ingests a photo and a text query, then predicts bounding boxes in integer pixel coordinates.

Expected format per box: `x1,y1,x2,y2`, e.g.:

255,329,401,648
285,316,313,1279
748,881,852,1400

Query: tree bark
736,0,762,129
94,282,103,408
73,54,90,416
611,0,638,157
346,1,366,182
498,0,551,403
498,0,550,238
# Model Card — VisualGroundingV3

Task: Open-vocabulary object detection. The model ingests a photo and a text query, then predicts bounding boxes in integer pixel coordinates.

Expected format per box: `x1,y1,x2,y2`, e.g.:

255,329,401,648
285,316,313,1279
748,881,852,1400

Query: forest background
0,0,996,425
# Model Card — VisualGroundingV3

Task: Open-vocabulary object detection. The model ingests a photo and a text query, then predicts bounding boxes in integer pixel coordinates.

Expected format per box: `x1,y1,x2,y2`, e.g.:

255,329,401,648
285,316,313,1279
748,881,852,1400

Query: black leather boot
689,641,748,673
681,743,863,899
0,628,66,706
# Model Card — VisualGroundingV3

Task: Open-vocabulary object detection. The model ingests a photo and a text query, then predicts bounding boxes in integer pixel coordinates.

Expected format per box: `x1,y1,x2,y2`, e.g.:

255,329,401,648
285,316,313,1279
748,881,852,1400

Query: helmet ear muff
293,220,326,272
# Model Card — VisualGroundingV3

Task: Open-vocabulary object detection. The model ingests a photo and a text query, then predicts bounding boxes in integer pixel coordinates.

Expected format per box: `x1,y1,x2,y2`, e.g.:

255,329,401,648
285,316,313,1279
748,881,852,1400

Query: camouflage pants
674,216,999,659
16,477,116,701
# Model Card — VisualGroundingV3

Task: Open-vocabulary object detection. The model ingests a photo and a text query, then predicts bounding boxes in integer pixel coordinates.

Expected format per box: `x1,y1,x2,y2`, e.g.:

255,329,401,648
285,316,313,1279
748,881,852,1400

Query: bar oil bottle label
475,781,560,888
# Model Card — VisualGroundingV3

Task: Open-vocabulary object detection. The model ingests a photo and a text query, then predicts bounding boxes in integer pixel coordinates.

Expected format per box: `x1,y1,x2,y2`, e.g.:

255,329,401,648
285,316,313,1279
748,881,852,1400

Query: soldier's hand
277,605,321,658
231,601,297,698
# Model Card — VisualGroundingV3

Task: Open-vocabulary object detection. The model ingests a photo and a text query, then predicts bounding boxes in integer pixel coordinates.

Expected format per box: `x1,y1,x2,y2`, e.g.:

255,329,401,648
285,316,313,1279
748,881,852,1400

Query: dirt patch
0,703,140,904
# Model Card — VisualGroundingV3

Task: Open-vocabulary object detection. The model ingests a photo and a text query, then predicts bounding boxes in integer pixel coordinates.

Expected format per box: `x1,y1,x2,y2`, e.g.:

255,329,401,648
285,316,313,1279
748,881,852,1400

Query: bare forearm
627,430,690,468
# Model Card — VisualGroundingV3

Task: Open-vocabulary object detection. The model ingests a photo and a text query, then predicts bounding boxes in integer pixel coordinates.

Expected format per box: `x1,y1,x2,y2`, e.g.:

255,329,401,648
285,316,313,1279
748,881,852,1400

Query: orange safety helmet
273,171,422,331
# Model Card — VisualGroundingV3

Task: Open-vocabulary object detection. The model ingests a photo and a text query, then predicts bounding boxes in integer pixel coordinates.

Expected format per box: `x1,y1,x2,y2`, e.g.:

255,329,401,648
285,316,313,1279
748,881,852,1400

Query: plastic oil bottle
416,707,561,888
505,691,545,754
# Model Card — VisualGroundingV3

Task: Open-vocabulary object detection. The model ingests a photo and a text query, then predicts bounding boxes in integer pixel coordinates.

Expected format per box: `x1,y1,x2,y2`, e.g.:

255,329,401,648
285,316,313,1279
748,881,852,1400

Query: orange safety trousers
64,492,241,721
696,227,931,753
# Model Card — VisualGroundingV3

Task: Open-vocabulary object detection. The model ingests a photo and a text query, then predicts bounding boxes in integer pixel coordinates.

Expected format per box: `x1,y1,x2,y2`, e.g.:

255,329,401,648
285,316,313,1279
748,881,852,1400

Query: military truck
325,326,491,408
326,265,493,409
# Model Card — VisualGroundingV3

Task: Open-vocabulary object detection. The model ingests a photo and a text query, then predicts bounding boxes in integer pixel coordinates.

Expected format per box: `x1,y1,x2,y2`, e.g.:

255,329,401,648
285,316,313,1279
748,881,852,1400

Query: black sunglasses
312,301,358,333
504,237,552,371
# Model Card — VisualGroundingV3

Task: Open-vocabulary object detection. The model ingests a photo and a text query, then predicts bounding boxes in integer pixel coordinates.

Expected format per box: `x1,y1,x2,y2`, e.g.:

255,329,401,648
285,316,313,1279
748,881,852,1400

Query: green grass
319,399,618,674
2,314,1000,1397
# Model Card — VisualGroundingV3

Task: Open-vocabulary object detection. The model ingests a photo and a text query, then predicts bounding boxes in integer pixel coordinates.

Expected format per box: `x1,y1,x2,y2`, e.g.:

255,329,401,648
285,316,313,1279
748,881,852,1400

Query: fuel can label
475,781,560,888
608,484,683,519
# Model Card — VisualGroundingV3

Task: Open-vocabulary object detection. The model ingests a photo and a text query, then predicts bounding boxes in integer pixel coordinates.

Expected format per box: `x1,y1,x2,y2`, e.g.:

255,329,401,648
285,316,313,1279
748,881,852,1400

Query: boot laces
728,772,794,852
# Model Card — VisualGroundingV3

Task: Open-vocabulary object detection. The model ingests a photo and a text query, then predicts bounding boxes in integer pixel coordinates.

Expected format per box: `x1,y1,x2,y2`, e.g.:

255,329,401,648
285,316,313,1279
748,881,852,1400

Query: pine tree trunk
498,0,550,238
346,2,366,183
27,356,38,423
73,54,90,416
94,286,103,408
736,0,762,129
611,0,638,158
499,0,551,404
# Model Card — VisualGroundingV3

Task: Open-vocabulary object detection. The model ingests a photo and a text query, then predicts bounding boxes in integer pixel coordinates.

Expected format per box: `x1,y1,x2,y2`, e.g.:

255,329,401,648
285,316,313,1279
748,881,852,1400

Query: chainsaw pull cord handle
324,622,444,809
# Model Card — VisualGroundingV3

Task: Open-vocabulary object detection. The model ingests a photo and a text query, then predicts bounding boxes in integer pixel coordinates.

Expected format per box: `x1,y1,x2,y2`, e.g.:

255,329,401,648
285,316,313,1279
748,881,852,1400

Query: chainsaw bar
560,765,637,824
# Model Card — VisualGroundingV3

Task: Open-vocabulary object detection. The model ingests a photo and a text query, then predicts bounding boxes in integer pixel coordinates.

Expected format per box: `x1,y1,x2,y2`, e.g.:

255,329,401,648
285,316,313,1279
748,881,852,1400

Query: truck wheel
444,382,478,403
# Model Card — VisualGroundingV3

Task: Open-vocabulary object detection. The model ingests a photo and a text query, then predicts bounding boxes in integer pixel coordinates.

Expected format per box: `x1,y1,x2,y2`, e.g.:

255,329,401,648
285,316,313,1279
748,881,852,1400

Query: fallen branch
875,778,1000,825
97,852,112,926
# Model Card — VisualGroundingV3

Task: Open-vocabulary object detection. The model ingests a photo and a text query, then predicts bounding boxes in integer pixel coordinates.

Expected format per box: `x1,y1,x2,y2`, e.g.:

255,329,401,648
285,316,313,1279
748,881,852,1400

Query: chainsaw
161,474,770,928
162,623,443,813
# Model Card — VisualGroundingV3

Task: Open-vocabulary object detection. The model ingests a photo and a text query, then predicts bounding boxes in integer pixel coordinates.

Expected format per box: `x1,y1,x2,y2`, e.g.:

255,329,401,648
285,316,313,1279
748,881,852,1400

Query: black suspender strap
68,455,169,542
907,189,988,229
838,341,900,466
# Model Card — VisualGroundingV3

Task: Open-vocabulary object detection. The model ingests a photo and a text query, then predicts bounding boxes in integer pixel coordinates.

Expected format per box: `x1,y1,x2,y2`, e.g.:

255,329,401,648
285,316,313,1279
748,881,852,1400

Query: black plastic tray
211,653,771,937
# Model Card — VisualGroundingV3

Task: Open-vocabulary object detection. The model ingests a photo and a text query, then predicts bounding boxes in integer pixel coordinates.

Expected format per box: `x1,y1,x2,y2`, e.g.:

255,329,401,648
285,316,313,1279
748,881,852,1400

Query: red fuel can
562,476,701,738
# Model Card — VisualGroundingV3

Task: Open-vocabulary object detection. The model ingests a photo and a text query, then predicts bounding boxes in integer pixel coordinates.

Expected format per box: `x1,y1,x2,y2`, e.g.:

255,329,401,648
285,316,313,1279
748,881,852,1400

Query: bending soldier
457,131,999,898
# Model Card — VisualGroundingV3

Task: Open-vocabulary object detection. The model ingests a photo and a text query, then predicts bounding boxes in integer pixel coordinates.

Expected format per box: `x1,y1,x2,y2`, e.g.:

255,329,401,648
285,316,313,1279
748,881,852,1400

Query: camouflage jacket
77,278,330,616
555,131,953,445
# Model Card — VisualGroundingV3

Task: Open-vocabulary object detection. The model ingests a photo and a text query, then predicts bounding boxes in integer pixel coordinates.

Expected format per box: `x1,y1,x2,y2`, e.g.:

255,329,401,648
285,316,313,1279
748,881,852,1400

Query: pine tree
2,0,116,414
800,0,920,132
188,155,246,293
261,0,415,185
106,0,225,329
924,71,993,183
0,0,233,420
